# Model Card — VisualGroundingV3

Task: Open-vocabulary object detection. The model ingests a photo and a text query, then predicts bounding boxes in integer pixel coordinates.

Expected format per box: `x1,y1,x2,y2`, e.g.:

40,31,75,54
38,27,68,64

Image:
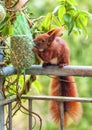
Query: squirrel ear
47,29,55,35
47,27,64,44
48,32,56,44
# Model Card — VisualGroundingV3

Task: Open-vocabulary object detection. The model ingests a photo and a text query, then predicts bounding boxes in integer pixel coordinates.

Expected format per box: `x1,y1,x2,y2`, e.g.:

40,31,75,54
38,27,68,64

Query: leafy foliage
0,13,14,36
39,0,91,35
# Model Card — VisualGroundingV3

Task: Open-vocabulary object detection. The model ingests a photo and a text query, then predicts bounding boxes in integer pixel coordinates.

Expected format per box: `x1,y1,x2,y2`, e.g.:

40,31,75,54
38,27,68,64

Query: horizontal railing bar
0,97,17,106
0,65,92,76
1,95,92,106
22,96,92,103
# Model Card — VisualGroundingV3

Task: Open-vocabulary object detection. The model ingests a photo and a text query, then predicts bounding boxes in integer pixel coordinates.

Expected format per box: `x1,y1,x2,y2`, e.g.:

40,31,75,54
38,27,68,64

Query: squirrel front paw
59,63,67,68
32,47,38,52
42,63,52,67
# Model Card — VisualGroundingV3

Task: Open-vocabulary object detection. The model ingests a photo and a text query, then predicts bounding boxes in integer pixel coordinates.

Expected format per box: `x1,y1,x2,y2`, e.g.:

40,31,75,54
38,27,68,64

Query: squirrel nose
34,44,40,49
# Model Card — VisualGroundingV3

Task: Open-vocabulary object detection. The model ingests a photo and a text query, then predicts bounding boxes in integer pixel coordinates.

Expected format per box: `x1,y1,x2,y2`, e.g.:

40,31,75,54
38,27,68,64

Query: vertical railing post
28,99,32,130
8,103,12,130
60,102,64,130
0,43,5,130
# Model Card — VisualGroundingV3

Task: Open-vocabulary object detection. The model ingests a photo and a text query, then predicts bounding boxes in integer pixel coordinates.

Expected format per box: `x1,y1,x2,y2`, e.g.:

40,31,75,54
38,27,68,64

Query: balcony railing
0,65,92,130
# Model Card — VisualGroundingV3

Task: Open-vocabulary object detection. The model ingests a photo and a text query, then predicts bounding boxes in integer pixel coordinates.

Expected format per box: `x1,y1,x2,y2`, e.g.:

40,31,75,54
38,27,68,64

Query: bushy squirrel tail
49,76,82,127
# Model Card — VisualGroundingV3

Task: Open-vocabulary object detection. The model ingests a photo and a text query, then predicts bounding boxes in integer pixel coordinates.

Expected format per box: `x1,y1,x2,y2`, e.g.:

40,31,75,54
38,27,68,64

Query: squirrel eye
41,39,45,43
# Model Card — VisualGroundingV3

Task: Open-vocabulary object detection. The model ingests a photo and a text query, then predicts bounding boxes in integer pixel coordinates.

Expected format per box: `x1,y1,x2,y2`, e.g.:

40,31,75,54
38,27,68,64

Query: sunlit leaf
78,12,89,25
67,0,78,5
58,6,66,22
67,6,76,15
79,10,90,17
78,18,88,35
58,0,65,6
52,5,61,14
75,12,88,35
40,13,51,31
52,15,61,26
9,23,14,36
72,27,79,36
75,18,87,35
33,80,42,92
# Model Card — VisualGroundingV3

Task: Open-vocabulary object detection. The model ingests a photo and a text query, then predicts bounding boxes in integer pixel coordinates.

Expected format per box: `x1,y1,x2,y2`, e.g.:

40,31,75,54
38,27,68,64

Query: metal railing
1,95,92,130
0,65,92,130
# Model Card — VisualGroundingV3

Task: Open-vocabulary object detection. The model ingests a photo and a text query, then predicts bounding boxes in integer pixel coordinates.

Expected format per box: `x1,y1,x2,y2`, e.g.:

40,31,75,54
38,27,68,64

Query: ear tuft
47,27,64,43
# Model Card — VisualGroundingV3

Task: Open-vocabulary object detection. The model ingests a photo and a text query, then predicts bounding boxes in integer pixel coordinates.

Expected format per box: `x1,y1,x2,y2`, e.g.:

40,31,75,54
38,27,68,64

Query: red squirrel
33,28,82,127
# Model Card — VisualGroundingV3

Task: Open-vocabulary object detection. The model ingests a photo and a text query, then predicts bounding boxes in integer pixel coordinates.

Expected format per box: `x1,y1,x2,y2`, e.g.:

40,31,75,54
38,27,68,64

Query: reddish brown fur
50,76,82,127
33,37,70,66
33,28,82,128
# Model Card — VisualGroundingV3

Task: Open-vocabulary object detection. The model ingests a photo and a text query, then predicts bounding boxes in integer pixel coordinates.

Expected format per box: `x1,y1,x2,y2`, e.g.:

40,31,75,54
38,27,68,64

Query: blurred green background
7,0,92,130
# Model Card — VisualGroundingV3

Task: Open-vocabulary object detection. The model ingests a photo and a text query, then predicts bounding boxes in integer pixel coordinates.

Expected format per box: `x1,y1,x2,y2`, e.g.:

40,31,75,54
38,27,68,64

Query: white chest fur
50,57,58,64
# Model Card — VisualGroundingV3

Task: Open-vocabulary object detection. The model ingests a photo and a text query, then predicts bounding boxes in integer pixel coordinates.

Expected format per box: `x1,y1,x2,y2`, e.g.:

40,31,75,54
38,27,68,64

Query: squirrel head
33,27,64,52
33,33,50,51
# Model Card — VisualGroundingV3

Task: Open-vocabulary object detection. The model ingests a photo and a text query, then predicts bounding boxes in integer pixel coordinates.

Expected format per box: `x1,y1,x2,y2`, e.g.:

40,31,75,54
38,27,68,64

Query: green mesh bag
11,35,35,70
11,13,35,70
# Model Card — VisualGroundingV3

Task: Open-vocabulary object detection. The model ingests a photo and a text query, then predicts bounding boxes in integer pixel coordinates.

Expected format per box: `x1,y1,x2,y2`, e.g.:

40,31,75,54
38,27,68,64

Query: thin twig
47,75,75,83
20,108,37,129
21,104,42,130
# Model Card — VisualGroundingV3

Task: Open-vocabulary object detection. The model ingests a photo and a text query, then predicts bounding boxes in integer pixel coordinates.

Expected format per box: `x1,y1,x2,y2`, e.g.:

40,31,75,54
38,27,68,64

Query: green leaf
20,68,25,73
0,15,10,33
68,18,74,35
78,18,88,35
52,5,61,14
67,6,76,15
52,15,61,26
67,0,78,5
9,23,14,35
44,13,51,26
40,13,51,31
0,21,6,30
72,27,79,36
75,17,88,35
63,13,72,25
33,80,42,92
58,6,66,22
63,1,77,16
1,21,14,36
63,13,75,34
59,0,65,6
2,25,9,36
79,10,90,18
75,11,89,35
